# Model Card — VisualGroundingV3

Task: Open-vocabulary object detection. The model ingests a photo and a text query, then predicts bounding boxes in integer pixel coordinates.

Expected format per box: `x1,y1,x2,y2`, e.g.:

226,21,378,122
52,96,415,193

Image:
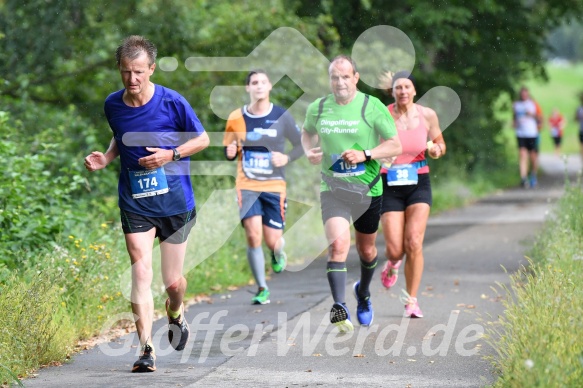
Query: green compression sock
167,305,181,319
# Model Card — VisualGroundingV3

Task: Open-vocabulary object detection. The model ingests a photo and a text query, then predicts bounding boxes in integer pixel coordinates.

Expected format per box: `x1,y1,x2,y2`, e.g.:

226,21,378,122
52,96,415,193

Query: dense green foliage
0,110,89,265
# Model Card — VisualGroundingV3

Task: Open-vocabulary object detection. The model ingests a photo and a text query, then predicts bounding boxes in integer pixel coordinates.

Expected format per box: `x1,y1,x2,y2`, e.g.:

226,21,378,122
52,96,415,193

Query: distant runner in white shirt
513,86,539,188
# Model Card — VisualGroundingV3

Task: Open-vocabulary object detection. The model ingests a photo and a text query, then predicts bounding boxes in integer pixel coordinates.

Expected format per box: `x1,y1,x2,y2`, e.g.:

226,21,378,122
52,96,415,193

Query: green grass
486,64,583,385
486,180,583,387
498,62,583,155
0,272,76,385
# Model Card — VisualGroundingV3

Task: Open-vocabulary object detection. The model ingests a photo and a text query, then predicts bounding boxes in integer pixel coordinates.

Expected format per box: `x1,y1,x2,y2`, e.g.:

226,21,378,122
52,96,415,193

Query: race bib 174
129,167,169,199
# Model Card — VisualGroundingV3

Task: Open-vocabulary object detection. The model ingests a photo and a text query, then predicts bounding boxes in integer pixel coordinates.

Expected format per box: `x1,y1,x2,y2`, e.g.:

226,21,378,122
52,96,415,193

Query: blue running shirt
105,84,206,217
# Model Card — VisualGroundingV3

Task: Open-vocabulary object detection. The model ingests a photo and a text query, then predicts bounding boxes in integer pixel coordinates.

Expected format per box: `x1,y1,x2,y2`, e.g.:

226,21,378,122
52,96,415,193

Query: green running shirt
303,92,397,196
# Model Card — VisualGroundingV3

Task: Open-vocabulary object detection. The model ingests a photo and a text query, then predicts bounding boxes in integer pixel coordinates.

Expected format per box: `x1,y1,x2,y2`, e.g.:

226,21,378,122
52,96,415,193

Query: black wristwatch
172,148,181,161
363,149,372,162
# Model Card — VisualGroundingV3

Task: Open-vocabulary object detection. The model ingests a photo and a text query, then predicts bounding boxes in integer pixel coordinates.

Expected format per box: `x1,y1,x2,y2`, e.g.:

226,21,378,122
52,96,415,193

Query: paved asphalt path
23,154,581,388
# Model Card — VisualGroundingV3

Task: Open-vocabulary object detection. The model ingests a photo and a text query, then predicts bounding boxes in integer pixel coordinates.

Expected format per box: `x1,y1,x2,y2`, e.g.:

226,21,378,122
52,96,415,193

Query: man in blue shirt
84,35,209,373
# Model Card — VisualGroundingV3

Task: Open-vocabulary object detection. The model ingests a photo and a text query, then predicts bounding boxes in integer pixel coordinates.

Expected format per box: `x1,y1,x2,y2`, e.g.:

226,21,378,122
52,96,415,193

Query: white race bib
386,164,418,186
129,167,169,199
330,154,365,177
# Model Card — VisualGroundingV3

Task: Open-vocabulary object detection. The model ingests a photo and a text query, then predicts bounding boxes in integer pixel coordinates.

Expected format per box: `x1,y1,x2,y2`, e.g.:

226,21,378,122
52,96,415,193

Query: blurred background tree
546,18,583,61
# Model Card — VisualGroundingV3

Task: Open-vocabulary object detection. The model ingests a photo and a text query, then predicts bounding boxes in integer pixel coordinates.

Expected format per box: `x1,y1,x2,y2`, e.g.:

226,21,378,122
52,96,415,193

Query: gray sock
247,246,267,288
274,237,285,255
358,256,378,299
326,261,347,304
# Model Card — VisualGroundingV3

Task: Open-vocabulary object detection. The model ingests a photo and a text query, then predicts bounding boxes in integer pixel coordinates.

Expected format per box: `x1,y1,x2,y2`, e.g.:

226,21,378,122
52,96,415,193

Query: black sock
326,261,347,304
358,256,378,299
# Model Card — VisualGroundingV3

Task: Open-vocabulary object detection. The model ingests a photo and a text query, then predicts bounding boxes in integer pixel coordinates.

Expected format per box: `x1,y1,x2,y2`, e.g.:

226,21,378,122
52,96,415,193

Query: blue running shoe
330,303,354,333
529,173,537,188
353,281,374,326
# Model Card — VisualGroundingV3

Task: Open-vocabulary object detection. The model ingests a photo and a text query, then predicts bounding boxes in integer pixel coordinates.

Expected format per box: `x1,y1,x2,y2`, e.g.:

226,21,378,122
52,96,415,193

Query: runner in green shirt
301,55,401,332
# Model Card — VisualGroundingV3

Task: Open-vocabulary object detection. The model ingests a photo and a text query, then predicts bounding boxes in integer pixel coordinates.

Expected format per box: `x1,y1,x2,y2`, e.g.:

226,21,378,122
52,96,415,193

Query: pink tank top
382,103,429,174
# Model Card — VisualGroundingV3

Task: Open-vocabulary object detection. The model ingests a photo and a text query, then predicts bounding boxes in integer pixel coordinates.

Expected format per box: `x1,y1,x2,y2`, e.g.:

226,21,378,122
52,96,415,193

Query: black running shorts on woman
381,173,432,213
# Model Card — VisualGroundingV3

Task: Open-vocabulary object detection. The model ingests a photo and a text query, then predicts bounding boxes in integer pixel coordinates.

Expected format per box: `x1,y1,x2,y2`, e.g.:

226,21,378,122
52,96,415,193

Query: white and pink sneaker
404,298,423,318
400,289,423,318
381,260,402,289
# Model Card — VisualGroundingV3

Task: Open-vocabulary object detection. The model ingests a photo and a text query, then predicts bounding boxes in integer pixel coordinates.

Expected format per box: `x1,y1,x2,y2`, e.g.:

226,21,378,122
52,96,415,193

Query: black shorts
552,136,562,146
120,209,196,244
320,191,382,234
381,173,432,213
516,137,539,152
579,131,583,144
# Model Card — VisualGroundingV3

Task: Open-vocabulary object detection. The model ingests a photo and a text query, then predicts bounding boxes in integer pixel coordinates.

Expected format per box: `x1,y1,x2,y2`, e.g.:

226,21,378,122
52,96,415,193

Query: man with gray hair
84,35,210,372
301,55,401,332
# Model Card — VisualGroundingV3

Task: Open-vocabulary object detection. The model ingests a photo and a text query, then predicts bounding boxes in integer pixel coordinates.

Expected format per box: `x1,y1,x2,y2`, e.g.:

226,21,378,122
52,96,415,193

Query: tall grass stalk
0,272,75,385
487,182,583,386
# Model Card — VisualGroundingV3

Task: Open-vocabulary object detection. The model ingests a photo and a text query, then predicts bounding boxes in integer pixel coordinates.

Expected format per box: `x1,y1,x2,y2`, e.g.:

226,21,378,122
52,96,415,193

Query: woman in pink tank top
377,70,447,318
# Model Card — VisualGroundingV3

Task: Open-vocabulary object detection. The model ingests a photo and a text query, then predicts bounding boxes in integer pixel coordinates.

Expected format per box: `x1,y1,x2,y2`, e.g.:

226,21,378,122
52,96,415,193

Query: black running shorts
120,208,196,244
381,173,432,213
516,136,539,152
320,191,382,234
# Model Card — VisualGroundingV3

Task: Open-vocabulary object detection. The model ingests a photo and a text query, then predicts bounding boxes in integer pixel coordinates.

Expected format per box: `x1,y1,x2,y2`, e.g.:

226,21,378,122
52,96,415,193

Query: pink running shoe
404,298,423,318
400,289,423,318
381,260,402,289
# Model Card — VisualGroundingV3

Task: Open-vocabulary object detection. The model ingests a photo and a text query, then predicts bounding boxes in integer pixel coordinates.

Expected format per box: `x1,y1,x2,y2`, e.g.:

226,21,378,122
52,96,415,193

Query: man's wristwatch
363,149,372,162
172,148,181,161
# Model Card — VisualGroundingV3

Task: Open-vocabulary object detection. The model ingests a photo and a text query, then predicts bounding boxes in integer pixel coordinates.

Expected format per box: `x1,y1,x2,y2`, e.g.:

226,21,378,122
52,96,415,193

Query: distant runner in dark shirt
223,70,303,305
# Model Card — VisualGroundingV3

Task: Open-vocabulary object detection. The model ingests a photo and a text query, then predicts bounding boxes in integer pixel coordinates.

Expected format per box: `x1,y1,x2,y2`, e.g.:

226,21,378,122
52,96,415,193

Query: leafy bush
0,111,88,264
